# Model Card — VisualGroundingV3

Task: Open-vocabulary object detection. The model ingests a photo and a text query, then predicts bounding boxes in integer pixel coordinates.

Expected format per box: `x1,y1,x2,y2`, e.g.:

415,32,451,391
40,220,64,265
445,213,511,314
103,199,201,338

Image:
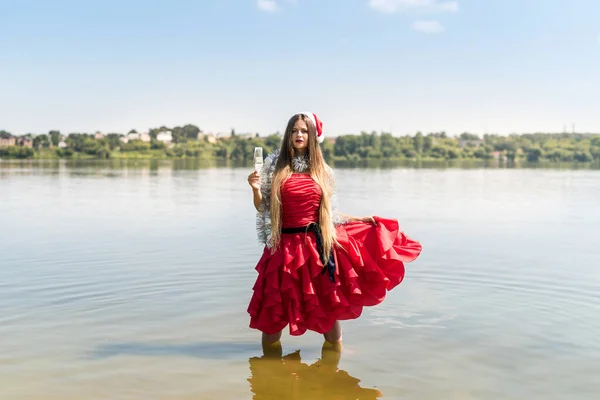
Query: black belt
281,222,336,283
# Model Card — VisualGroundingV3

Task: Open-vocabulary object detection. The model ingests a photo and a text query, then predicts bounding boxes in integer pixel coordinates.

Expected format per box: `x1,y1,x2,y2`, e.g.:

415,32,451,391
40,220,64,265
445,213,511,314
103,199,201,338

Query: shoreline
2,156,599,171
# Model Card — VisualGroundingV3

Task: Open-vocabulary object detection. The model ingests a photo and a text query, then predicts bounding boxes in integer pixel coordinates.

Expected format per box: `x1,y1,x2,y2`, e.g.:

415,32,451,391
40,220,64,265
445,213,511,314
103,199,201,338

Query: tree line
1,126,599,163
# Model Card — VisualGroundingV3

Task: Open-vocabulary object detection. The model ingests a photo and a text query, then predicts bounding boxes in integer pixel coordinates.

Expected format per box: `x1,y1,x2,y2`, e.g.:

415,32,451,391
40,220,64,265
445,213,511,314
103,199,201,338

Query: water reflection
248,342,382,400
2,158,598,172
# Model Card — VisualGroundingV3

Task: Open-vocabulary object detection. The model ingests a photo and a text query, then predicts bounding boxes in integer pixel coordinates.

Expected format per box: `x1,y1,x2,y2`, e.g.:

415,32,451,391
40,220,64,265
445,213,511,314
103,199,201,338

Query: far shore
1,128,599,166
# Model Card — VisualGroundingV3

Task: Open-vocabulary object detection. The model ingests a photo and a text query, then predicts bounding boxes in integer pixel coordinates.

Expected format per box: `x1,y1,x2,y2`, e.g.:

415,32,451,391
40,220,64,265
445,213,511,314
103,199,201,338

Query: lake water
1,160,599,399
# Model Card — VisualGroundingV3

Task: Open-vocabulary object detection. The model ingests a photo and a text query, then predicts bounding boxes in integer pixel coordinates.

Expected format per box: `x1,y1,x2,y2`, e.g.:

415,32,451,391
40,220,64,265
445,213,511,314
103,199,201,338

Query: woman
247,112,422,347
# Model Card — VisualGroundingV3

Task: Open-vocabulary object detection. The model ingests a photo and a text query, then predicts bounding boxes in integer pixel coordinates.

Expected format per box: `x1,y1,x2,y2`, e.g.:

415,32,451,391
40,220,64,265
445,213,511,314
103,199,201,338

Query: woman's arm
252,188,262,211
337,212,376,224
248,170,262,211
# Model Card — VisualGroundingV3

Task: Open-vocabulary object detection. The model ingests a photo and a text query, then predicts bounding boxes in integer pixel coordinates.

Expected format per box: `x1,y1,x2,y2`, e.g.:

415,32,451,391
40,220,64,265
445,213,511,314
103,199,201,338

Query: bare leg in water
261,331,283,358
261,322,341,353
262,331,282,344
323,321,343,347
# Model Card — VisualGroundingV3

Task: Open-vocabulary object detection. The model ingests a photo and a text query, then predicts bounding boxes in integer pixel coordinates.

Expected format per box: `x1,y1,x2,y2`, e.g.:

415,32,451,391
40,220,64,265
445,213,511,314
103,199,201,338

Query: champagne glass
253,147,263,172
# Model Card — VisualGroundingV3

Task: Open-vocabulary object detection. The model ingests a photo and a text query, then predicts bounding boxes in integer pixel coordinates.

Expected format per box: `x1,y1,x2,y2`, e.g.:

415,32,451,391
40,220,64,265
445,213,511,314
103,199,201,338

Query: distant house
126,132,140,141
157,130,173,144
0,135,16,147
492,151,508,161
199,133,217,143
0,135,33,147
215,132,231,140
17,137,33,148
94,131,105,140
58,140,68,148
125,131,150,143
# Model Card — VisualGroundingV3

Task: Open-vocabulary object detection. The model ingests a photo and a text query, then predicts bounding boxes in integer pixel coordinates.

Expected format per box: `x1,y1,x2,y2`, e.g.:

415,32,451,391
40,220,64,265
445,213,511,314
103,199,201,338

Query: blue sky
1,0,599,136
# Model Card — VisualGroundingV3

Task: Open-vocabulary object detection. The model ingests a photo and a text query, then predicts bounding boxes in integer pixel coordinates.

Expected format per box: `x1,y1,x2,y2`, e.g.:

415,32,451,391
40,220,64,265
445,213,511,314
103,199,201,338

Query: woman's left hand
359,216,376,225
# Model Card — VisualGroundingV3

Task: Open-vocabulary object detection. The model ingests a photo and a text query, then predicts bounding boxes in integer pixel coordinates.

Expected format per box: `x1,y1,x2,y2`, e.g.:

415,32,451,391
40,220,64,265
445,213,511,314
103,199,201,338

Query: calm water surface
1,160,599,399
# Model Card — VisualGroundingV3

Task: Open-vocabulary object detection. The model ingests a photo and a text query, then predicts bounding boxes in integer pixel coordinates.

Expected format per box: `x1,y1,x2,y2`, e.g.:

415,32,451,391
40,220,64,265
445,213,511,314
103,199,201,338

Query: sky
1,0,599,137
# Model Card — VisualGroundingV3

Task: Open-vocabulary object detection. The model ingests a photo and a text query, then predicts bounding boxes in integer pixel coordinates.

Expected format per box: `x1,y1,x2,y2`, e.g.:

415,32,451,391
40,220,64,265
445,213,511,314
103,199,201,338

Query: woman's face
291,118,309,153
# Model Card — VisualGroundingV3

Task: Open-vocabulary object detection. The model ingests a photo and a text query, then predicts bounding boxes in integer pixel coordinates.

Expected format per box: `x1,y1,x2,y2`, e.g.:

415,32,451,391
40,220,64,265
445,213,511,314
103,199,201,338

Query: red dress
247,173,422,336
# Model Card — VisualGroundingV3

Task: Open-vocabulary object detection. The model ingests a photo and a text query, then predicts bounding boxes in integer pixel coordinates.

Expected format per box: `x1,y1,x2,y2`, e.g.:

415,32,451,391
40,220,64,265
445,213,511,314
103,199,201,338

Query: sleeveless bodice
280,174,321,228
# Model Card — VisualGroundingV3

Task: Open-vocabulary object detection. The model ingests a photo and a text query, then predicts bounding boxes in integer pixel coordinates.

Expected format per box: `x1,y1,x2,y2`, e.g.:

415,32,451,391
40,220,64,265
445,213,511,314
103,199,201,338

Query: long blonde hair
269,114,336,258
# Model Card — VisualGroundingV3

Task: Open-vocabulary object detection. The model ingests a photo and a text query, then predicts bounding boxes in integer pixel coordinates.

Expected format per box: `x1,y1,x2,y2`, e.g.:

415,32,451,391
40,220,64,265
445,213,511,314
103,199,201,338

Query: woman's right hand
248,170,260,191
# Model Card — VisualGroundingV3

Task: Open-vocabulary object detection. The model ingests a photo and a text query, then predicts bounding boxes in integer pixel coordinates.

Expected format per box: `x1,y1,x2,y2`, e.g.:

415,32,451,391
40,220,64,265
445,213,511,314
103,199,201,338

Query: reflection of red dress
248,173,422,336
247,349,383,399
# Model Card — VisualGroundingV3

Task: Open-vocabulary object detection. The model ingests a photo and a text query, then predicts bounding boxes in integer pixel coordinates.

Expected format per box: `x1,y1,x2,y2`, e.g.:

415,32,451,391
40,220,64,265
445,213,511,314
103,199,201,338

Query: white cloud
257,0,278,12
256,0,297,12
412,20,445,33
369,0,458,14
436,1,458,12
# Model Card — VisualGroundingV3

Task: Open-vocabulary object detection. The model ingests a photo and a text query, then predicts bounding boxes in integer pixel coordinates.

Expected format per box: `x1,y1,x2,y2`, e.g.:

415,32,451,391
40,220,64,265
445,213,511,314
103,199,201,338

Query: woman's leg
261,330,282,358
262,330,282,344
323,320,342,344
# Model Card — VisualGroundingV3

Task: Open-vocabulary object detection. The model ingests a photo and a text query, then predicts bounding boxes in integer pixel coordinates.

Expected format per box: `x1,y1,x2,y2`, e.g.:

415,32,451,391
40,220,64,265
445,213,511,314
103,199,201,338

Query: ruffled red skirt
247,216,422,336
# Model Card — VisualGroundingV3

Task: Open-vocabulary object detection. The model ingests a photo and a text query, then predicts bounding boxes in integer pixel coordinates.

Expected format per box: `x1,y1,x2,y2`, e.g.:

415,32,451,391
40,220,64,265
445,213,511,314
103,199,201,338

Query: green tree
33,134,50,149
526,148,543,162
413,132,424,154
48,130,61,146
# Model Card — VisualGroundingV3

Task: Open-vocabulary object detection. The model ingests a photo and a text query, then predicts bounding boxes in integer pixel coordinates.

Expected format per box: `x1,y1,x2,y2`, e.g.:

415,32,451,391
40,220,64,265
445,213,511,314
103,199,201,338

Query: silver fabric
255,149,279,247
291,154,310,172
